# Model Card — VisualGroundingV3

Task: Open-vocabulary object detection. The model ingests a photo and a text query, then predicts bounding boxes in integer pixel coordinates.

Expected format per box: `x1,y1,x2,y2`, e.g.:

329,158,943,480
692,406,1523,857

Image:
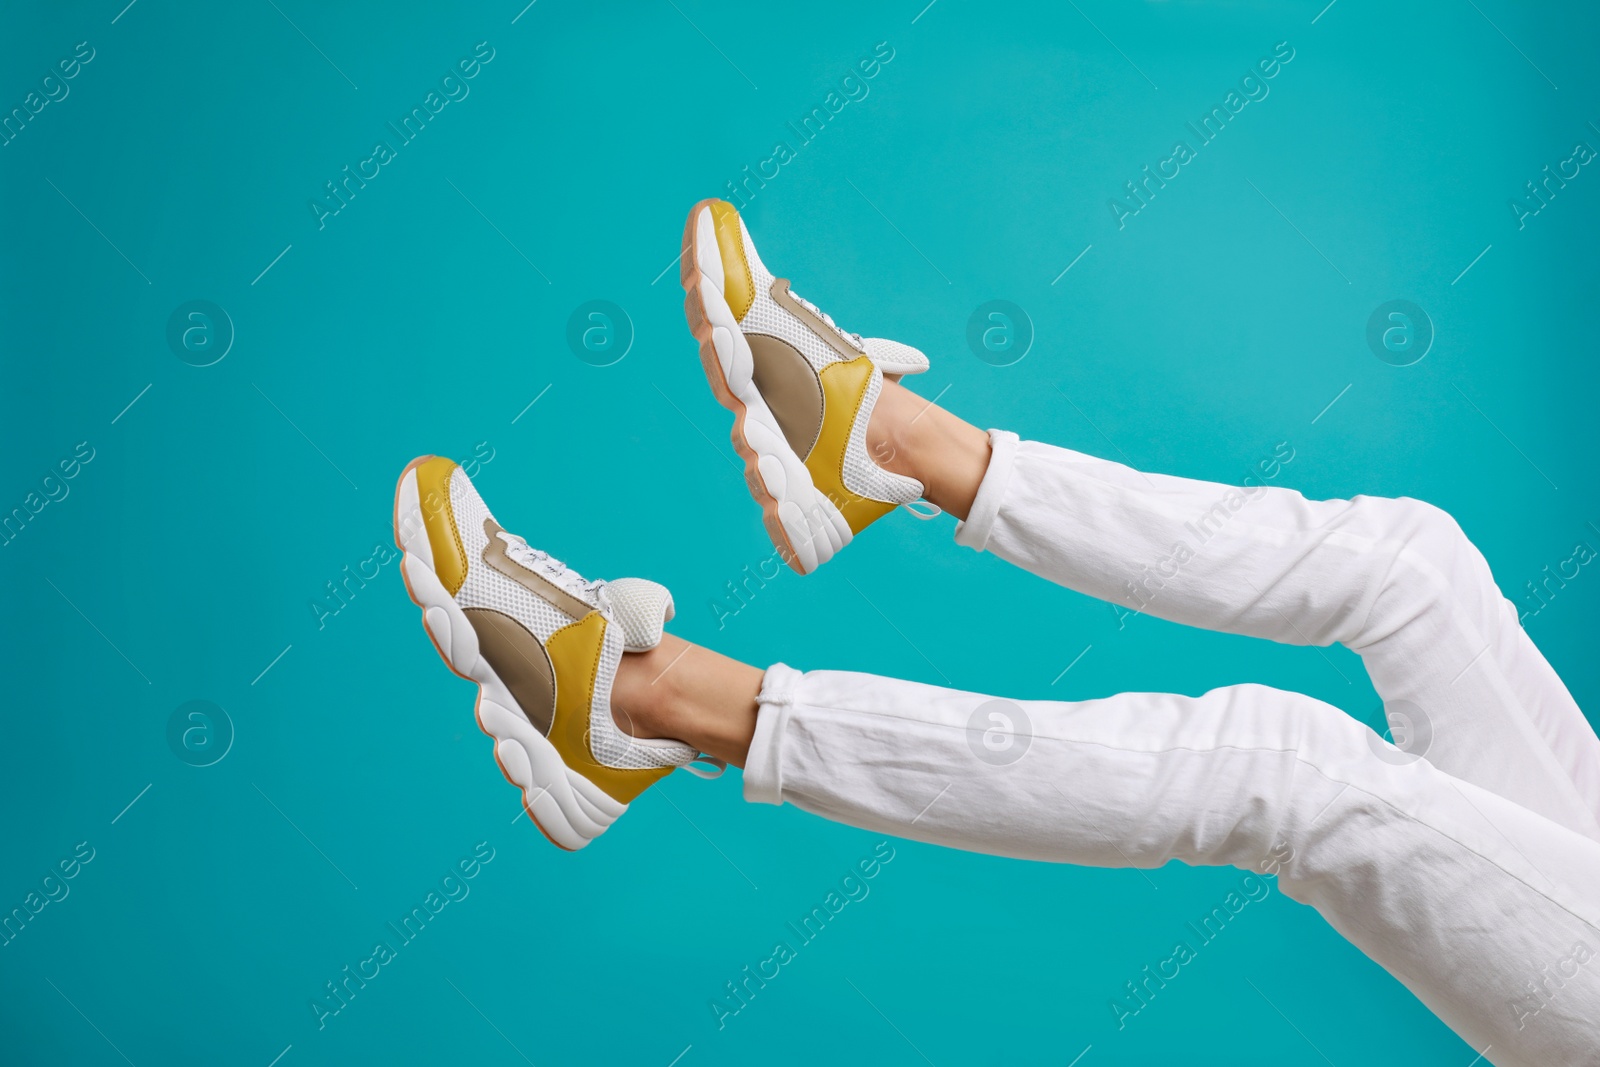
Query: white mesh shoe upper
738,233,849,377
447,468,697,771
587,621,697,771
845,370,923,507
733,218,924,507
450,471,577,643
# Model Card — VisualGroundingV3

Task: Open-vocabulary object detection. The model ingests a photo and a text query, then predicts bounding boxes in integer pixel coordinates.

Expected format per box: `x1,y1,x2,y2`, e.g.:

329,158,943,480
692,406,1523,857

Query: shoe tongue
603,578,675,652
860,336,930,376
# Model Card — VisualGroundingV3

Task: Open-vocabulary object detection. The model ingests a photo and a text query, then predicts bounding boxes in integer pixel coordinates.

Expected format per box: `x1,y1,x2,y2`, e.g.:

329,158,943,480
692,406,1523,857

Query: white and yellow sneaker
680,199,930,575
393,455,714,850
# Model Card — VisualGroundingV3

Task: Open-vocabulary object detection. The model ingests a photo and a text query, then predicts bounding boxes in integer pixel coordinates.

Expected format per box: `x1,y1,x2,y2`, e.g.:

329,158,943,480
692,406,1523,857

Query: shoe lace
790,289,865,353
686,754,727,779
499,532,606,600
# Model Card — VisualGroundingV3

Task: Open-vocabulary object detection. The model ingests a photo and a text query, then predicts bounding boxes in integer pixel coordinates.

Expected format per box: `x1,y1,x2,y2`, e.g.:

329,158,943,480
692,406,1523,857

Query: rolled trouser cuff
953,429,1020,553
742,662,803,806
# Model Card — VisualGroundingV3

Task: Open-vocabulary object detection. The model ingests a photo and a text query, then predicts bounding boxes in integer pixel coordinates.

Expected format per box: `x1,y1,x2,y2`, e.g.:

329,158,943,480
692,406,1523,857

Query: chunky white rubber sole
681,201,852,576
392,460,626,851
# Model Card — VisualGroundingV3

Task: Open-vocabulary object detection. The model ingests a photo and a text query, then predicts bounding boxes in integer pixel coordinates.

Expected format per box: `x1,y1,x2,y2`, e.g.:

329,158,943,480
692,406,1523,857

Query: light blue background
4,1,1597,1064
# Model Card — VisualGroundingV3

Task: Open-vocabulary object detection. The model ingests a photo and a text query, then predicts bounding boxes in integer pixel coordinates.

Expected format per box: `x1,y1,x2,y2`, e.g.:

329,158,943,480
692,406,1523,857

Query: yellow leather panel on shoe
416,456,468,596
710,199,754,322
806,356,900,535
545,611,674,805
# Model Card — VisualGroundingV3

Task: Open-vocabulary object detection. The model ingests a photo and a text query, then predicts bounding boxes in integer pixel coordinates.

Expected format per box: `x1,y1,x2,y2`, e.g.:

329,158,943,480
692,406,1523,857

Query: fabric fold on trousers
741,427,1600,1065
746,666,1600,1067
954,432,1600,839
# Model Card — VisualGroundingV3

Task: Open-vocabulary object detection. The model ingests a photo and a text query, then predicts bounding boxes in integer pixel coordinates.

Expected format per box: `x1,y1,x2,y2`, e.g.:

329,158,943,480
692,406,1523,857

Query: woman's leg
615,646,1600,1067
865,381,1600,840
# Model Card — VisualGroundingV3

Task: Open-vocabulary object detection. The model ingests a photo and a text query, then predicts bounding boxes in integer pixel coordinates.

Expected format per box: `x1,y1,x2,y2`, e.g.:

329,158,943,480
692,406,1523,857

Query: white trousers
742,431,1600,1066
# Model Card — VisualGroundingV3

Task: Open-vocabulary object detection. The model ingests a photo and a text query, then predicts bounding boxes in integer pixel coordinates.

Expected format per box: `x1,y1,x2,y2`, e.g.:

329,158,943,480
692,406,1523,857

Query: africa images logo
308,42,496,230
1107,41,1296,230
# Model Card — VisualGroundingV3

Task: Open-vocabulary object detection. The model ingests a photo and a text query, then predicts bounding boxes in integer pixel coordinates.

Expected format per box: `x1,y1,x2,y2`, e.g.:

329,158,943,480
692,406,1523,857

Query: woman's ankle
610,635,763,768
610,636,687,740
867,379,991,521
